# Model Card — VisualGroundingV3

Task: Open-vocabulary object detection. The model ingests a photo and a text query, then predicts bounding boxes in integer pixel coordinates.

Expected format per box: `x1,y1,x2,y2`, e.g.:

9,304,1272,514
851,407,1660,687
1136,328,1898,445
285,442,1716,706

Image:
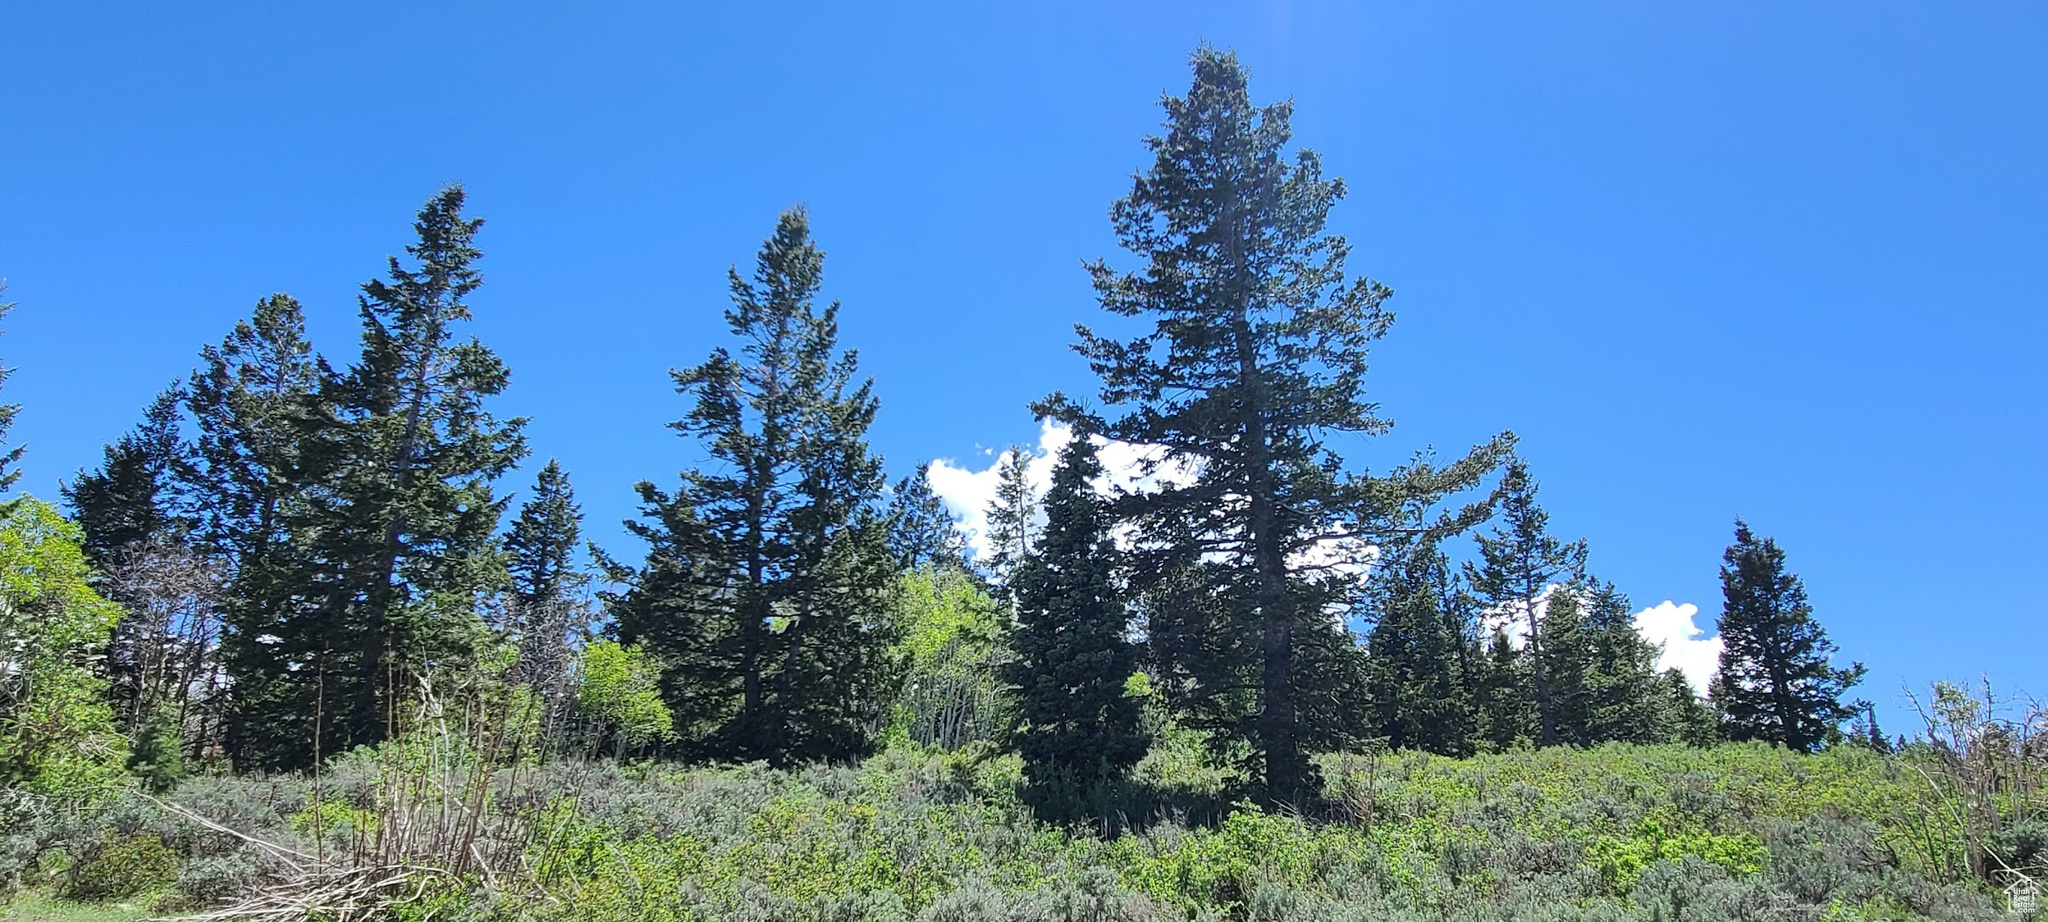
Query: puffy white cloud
1633,601,1723,695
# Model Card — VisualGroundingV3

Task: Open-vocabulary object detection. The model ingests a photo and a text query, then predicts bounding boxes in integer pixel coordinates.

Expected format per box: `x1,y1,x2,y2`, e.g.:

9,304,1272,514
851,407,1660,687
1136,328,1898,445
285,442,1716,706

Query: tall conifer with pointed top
1710,519,1864,752
1043,46,1510,801
1005,434,1146,800
1363,537,1474,756
64,386,195,571
1465,459,1585,747
983,444,1039,598
614,208,898,766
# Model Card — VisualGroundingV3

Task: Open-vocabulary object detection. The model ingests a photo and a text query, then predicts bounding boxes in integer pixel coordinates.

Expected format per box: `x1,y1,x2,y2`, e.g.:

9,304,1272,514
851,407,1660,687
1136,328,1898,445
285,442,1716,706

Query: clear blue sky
3,3,2041,729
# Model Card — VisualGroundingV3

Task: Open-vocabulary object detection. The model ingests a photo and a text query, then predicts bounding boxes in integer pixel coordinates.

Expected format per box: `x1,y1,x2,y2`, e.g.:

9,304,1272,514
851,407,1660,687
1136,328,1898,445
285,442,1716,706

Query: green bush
63,833,177,901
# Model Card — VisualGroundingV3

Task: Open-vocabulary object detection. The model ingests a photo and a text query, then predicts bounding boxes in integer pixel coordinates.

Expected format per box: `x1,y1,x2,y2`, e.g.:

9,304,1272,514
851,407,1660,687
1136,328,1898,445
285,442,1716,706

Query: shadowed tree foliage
1710,519,1864,752
64,386,194,572
1005,434,1147,800
1364,537,1474,756
506,459,589,726
613,208,899,766
1042,47,1510,803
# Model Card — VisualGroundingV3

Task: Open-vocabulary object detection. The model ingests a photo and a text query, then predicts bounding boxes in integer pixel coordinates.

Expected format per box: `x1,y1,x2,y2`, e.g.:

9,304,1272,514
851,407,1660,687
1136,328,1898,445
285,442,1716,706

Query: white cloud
927,420,1200,561
1633,601,1723,695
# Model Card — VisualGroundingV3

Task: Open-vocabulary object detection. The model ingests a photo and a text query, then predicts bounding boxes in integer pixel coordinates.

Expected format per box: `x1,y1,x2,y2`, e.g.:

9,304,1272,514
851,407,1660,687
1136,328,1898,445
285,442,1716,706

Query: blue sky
3,3,2041,729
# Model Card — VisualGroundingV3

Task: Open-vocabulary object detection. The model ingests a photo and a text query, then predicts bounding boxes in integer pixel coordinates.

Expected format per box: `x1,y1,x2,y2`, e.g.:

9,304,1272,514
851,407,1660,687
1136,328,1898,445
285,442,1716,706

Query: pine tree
982,443,1039,598
1662,669,1719,747
226,188,527,768
1363,537,1474,756
888,461,968,571
505,460,588,716
1709,519,1865,753
1465,459,1586,747
1005,434,1147,801
64,386,194,570
614,208,898,766
1473,627,1534,751
0,282,23,493
189,295,332,768
1576,581,1670,744
1042,47,1510,801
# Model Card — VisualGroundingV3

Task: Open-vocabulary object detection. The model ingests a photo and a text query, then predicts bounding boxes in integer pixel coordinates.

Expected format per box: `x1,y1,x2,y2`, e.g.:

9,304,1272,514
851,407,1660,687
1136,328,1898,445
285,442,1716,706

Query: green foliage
887,569,1011,752
577,640,674,754
61,835,177,902
1465,459,1588,748
0,498,128,799
613,207,899,767
1005,436,1146,804
1050,47,1512,801
123,710,184,795
0,282,22,494
1711,520,1866,752
889,463,969,573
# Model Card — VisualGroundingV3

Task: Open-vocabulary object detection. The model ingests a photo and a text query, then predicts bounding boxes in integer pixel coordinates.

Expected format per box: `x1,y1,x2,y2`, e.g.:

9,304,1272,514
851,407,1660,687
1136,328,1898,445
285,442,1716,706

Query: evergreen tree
0,282,22,493
1465,459,1586,747
228,188,526,768
1662,669,1720,747
614,208,899,766
1575,581,1670,744
189,295,332,768
888,461,968,571
64,386,194,570
505,460,588,713
1005,434,1147,800
1473,627,1534,751
1362,537,1473,756
982,443,1039,598
1709,519,1865,753
1042,47,1510,801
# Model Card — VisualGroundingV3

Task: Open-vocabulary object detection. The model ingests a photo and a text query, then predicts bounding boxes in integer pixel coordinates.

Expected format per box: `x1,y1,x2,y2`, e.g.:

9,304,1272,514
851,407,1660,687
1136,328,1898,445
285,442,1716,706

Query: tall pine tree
1465,459,1586,747
1046,48,1510,800
1709,519,1864,752
64,386,195,571
1005,434,1147,801
614,208,898,766
505,459,587,700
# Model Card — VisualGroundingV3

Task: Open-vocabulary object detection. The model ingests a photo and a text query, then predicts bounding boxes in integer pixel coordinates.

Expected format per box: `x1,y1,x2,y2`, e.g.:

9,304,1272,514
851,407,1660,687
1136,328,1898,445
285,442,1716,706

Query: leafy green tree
0,498,128,798
0,282,22,493
887,568,1011,751
1465,459,1586,747
614,208,898,766
575,640,674,758
1710,519,1865,752
1043,47,1510,801
888,461,968,572
1363,537,1474,756
1005,435,1146,796
982,443,1038,599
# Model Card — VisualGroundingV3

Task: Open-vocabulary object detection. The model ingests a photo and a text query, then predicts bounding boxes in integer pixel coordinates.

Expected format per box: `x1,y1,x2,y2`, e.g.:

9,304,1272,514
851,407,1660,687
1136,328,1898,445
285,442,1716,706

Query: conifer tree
226,188,526,767
0,282,22,493
982,443,1039,598
1473,627,1534,751
1042,47,1510,801
1465,460,1586,747
1363,538,1474,756
1709,519,1865,752
888,461,968,571
614,208,898,766
1662,669,1719,747
505,460,587,708
1575,581,1670,744
189,295,333,768
64,386,195,570
1005,434,1146,799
